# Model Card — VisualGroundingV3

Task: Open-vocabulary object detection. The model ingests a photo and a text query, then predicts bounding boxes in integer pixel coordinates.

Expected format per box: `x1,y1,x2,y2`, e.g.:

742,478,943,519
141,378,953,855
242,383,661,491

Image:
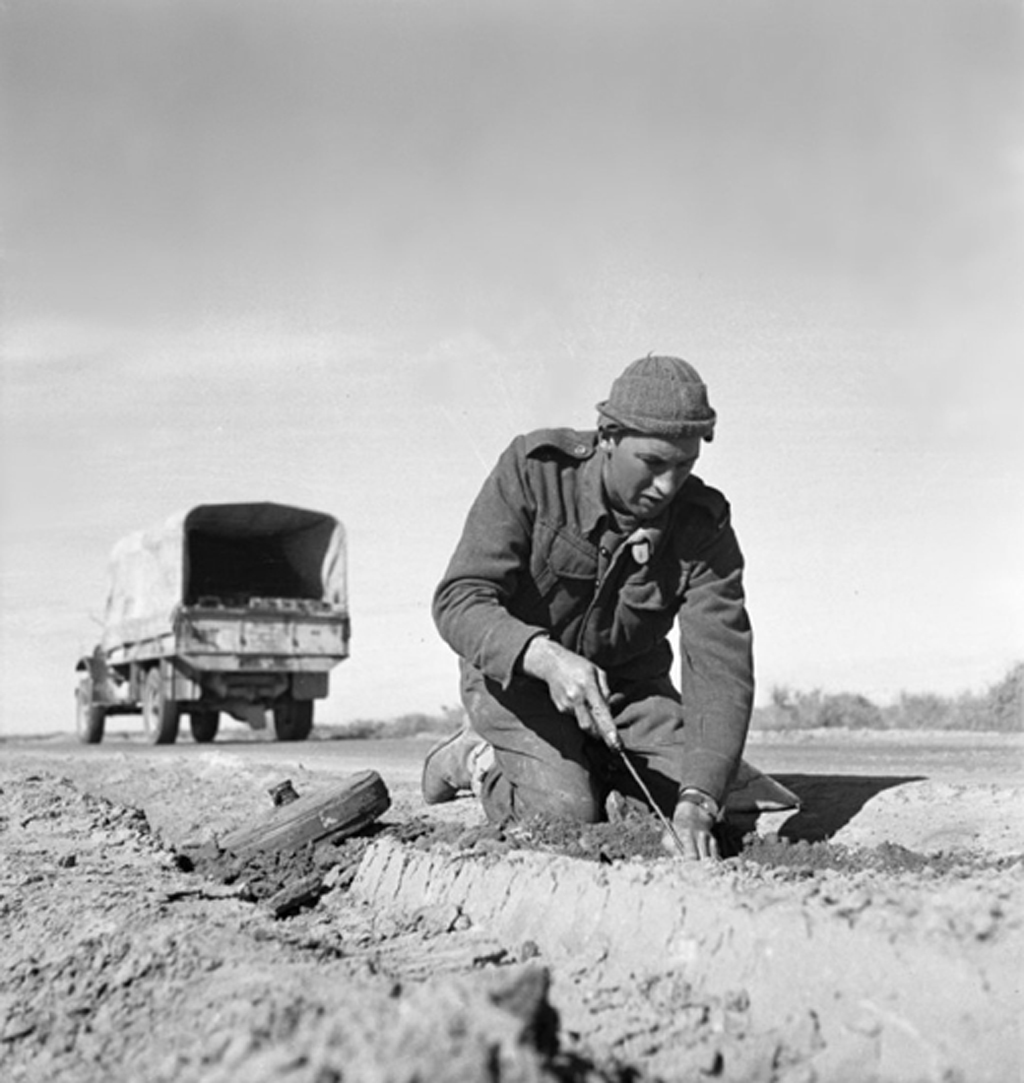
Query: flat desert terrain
1,728,1021,1082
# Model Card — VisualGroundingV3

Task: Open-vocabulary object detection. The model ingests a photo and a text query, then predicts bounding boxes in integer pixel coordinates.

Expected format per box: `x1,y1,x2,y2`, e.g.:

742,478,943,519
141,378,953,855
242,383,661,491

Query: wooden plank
220,770,390,858
265,874,325,919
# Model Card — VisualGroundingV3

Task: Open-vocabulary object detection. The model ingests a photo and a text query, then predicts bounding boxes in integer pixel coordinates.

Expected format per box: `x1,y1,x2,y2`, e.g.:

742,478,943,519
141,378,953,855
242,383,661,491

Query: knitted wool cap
597,355,717,441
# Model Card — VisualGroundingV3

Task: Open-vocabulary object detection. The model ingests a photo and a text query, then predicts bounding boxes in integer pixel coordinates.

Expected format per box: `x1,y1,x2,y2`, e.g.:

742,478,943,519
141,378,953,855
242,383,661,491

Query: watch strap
678,788,721,821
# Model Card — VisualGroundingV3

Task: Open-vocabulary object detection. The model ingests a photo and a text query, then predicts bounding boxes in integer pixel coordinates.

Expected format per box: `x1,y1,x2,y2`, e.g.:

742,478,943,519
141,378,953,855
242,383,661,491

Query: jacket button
574,444,587,455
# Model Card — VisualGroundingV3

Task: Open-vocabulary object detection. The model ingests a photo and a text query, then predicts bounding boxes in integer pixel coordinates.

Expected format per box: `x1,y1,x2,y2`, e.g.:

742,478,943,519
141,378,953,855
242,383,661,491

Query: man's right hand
520,636,613,738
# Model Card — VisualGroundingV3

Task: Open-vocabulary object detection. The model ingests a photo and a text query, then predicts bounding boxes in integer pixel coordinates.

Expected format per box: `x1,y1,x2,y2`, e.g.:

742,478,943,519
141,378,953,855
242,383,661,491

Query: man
422,354,794,860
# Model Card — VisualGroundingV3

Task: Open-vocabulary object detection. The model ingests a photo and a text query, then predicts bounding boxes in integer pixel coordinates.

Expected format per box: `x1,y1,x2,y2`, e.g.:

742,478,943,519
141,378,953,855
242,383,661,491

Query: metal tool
577,701,690,859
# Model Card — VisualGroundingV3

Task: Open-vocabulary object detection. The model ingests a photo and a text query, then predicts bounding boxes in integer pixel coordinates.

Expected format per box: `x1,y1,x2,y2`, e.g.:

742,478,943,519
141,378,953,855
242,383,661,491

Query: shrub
753,662,1022,732
818,692,885,730
881,664,1023,732
883,692,953,731
333,704,467,739
980,661,1024,731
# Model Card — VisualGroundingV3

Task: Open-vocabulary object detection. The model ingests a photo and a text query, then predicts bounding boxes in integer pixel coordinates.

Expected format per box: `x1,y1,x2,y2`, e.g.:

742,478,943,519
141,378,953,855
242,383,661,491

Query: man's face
600,431,702,521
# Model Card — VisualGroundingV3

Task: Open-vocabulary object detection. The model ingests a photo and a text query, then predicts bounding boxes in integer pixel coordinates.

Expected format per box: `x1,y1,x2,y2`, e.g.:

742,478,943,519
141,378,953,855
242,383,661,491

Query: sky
2,0,1022,736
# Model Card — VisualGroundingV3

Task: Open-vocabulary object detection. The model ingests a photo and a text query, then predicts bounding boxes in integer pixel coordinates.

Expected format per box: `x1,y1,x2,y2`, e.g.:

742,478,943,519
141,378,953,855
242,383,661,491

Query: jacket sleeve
675,506,754,804
432,438,549,687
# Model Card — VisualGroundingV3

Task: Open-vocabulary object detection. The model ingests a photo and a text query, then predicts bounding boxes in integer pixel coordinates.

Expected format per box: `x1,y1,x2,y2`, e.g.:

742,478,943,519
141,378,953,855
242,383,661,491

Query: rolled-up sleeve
675,514,754,803
432,439,548,687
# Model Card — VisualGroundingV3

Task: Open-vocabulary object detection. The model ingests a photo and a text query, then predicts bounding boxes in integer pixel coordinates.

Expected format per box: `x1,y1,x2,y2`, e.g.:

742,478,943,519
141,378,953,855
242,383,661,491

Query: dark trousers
460,666,692,824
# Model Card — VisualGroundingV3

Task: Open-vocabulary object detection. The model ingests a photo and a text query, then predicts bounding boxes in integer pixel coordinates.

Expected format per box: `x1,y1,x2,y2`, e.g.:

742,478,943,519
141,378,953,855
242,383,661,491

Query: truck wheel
273,701,313,741
75,675,106,745
142,667,180,745
190,710,220,743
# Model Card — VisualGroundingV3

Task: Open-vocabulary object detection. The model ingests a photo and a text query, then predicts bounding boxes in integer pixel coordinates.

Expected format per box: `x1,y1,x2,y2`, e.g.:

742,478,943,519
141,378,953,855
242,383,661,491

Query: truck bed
104,598,350,672
176,600,350,671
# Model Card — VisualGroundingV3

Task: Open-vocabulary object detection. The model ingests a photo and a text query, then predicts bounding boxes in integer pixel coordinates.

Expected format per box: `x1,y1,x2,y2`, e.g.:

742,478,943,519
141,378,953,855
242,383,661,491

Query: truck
74,502,350,744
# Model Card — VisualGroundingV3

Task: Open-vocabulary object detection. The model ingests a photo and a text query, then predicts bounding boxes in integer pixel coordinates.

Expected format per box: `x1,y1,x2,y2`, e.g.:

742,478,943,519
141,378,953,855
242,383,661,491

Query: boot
421,725,491,805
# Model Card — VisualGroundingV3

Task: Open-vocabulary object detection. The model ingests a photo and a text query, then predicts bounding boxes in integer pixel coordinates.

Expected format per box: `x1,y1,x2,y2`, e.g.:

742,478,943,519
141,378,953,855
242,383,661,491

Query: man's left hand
665,801,720,861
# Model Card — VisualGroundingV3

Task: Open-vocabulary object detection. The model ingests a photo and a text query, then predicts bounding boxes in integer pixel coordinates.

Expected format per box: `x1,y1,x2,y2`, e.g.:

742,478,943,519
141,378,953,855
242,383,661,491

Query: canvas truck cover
100,503,347,652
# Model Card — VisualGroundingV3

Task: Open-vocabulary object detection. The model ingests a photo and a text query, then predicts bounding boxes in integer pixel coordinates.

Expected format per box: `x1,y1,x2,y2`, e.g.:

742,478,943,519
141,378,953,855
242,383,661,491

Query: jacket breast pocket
619,560,687,612
616,563,690,649
531,527,597,602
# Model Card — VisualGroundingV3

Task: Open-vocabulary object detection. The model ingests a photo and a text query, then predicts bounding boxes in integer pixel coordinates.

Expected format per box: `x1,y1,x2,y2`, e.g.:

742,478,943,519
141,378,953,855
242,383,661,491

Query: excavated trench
348,832,1022,1083
181,810,1024,1083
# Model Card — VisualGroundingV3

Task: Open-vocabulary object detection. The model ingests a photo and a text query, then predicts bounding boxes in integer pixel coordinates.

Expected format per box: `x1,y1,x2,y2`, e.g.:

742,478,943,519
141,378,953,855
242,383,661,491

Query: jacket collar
579,444,609,536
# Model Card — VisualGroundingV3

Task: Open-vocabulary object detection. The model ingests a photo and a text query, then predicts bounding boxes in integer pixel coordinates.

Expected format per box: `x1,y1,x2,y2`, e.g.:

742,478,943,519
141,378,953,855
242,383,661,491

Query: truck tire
273,701,313,741
190,710,220,743
75,675,106,745
142,667,180,745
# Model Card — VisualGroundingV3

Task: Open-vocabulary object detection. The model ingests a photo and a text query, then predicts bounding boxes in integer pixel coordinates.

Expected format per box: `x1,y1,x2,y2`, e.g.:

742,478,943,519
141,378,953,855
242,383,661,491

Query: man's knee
521,782,604,824
484,771,604,824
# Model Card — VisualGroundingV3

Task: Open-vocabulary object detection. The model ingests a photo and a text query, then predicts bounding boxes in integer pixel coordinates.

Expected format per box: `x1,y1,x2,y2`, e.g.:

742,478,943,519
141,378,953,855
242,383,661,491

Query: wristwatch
677,788,722,822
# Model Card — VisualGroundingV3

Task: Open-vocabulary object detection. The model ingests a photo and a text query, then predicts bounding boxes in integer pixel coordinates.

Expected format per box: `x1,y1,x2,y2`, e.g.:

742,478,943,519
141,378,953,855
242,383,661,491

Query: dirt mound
389,807,1021,879
0,773,629,1083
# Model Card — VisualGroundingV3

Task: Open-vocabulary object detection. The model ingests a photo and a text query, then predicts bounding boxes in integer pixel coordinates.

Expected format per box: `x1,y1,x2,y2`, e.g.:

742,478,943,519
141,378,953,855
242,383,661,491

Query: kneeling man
423,354,793,860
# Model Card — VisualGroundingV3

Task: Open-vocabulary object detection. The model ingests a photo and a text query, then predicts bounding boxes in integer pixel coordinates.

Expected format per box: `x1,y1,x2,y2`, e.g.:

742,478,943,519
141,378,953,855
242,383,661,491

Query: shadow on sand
762,773,927,843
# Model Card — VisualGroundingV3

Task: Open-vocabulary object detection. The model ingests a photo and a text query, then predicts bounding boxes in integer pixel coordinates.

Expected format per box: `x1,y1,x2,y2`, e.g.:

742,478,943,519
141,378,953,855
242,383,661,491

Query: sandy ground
0,731,1021,1083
